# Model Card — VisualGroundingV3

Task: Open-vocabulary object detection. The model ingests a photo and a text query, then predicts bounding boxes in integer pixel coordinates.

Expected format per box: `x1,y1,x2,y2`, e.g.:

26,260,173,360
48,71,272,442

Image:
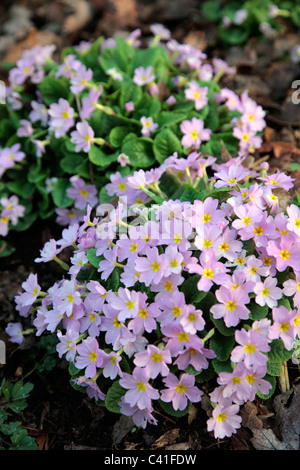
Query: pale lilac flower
140,116,158,137
32,139,47,157
106,67,123,81
70,64,93,94
156,290,188,327
15,273,41,307
48,98,75,138
17,119,33,137
75,336,104,378
119,398,158,429
0,143,26,169
125,101,135,112
160,373,203,411
70,120,94,153
217,363,253,403
174,342,216,371
134,345,172,378
253,276,282,308
244,365,272,400
234,9,248,24
80,87,102,120
117,153,130,167
133,66,155,86
124,28,141,47
180,117,211,150
56,329,79,362
210,286,250,327
110,288,145,322
231,328,270,369
286,204,300,238
134,246,167,286
119,367,160,410
180,305,205,334
259,170,295,191
29,100,48,126
283,272,300,308
187,249,229,292
54,279,82,317
35,239,61,263
67,176,98,210
214,164,250,188
184,81,208,110
5,322,24,345
266,238,300,272
74,376,105,401
150,23,171,40
102,352,123,379
207,399,242,439
9,56,35,85
268,305,297,350
0,195,25,225
128,301,161,335
55,207,84,226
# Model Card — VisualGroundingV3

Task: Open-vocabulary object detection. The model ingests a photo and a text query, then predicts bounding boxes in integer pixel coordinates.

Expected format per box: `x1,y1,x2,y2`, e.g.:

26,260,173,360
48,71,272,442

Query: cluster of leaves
0,30,242,256
0,379,37,450
200,0,298,46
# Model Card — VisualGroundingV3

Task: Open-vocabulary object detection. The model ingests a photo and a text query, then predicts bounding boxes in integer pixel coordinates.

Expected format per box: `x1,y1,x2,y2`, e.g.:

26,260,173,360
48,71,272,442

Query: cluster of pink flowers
9,148,300,438
0,194,25,236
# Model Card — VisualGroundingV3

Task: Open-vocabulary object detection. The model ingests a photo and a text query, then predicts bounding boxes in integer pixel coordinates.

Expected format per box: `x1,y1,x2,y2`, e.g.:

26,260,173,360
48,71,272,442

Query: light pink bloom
180,117,211,149
231,328,270,369
207,399,242,439
184,81,208,110
253,276,282,308
268,305,297,350
160,373,203,410
210,286,250,327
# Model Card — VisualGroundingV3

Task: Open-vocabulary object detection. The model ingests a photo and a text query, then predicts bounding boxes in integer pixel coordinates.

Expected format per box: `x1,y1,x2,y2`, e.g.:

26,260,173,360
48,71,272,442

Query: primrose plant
0,25,265,256
201,0,298,46
9,138,300,439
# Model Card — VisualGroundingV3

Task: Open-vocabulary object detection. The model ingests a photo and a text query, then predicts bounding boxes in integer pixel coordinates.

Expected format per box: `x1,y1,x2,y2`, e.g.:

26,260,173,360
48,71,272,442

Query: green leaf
86,248,102,268
267,362,282,377
153,128,182,164
209,331,235,361
256,375,276,400
38,75,70,106
105,381,126,413
212,358,233,375
209,314,235,337
158,399,192,418
0,240,15,258
108,126,129,148
119,83,142,110
268,339,294,363
89,145,118,167
248,301,269,321
180,275,208,305
121,136,155,168
156,112,185,129
52,178,73,208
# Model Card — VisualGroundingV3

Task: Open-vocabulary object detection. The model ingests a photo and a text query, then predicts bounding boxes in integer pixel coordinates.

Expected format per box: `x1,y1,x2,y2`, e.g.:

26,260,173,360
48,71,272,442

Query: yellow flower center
202,213,211,223
139,308,148,318
244,343,256,354
203,268,214,279
151,353,162,363
89,351,97,363
175,384,187,394
136,382,146,392
172,306,182,317
226,301,237,312
216,413,227,422
280,249,290,260
151,261,160,271
280,322,290,333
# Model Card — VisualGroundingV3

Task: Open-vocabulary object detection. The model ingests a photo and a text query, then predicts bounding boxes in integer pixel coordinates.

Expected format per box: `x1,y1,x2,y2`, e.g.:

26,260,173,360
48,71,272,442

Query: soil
1,0,300,452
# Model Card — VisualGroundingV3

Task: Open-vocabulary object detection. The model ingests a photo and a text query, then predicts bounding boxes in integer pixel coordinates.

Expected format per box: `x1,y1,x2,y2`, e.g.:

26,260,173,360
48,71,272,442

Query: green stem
53,256,69,271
